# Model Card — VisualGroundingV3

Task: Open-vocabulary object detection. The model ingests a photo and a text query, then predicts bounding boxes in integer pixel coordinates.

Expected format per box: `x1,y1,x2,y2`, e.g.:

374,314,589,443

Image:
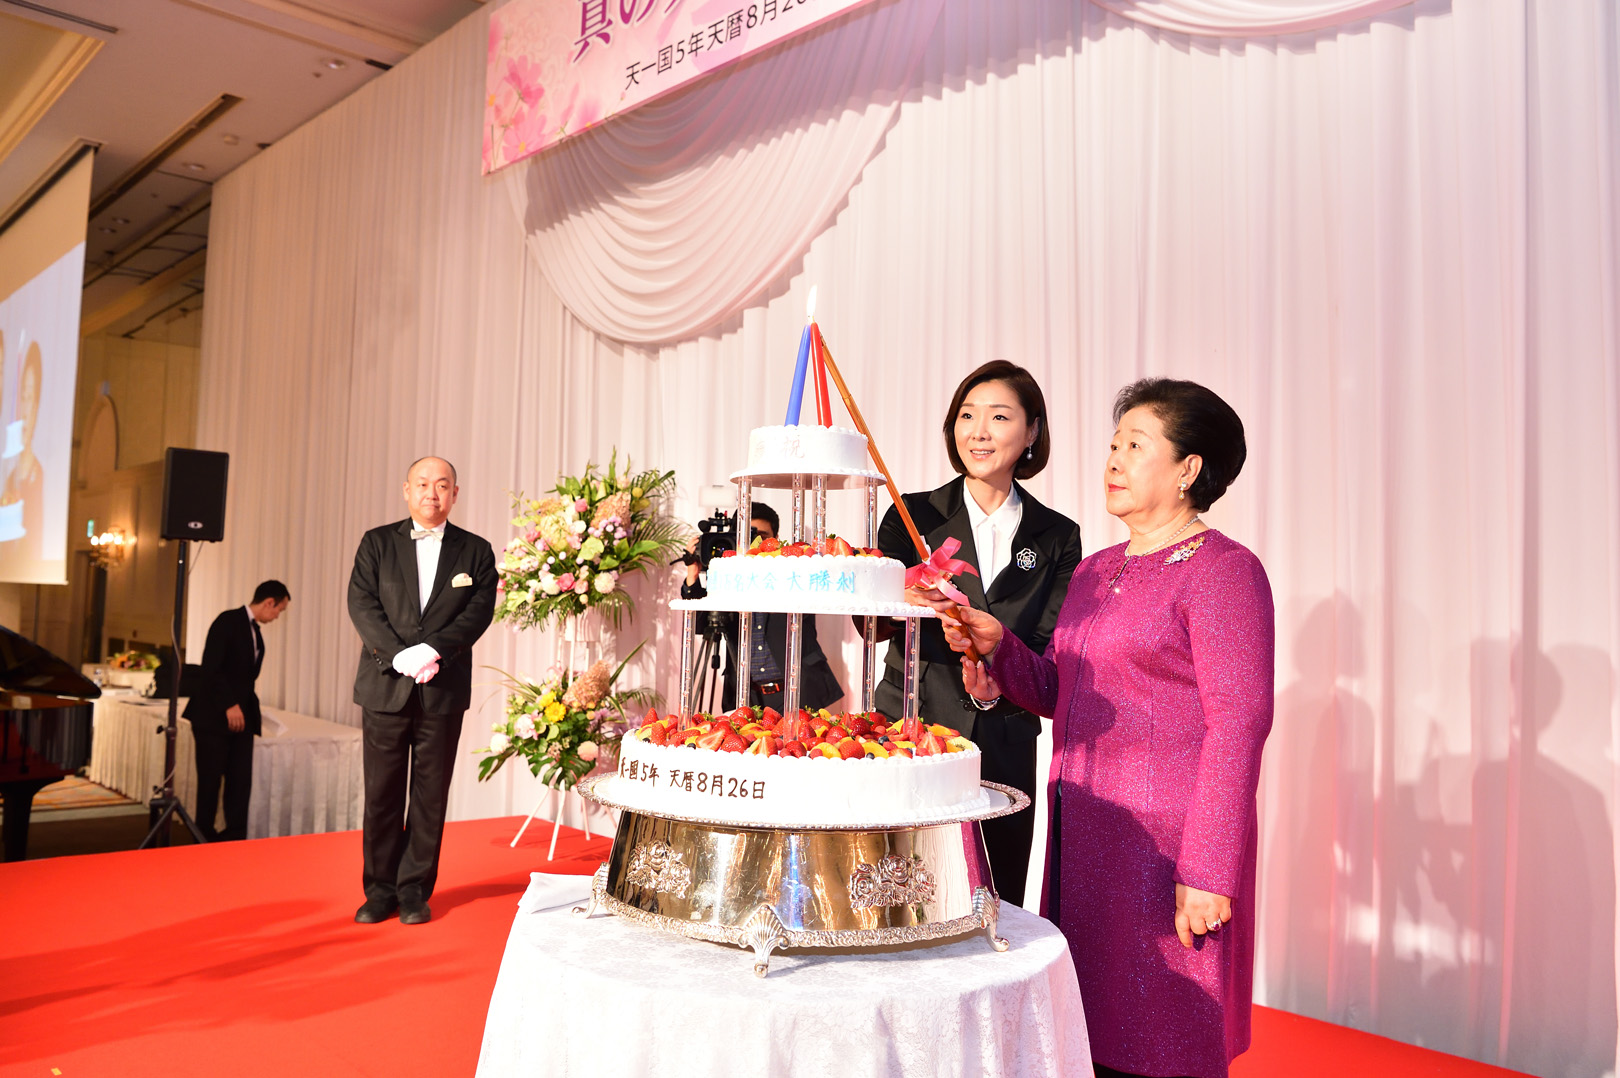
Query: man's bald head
403,456,458,528
407,456,457,484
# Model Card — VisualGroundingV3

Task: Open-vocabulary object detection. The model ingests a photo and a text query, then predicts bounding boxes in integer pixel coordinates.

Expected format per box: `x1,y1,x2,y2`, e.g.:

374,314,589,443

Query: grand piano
0,625,99,861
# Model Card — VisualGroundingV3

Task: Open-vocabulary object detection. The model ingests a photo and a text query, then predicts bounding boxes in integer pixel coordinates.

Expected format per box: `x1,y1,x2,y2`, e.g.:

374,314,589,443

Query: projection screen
0,148,93,585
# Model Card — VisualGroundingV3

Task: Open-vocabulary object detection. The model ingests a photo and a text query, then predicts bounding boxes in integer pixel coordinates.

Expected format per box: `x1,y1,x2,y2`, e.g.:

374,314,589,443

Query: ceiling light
182,162,206,171
112,217,130,225
325,58,347,70
222,133,240,146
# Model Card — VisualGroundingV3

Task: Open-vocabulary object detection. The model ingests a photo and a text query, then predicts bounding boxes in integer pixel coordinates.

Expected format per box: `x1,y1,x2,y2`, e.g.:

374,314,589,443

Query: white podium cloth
477,874,1091,1078
87,692,362,838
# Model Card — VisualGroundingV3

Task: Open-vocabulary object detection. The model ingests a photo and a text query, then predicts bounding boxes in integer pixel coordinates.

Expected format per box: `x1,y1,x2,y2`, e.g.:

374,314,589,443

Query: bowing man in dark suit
873,362,1082,906
679,501,844,714
186,580,292,842
348,456,497,926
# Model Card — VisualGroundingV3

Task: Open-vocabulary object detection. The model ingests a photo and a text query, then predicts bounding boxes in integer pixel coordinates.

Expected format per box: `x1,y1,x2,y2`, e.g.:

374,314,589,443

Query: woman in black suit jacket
873,361,1082,905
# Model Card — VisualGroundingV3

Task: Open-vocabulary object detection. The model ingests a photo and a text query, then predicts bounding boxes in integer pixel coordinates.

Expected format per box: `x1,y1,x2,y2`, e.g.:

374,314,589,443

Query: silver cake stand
571,453,1028,976
574,775,1032,976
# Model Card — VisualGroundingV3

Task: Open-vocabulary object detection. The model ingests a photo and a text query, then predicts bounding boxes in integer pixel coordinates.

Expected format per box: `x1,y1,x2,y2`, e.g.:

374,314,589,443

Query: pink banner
484,0,879,174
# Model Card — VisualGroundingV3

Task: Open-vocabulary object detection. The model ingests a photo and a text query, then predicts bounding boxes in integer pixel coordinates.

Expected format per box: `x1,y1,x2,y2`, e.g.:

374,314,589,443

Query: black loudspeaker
161,448,229,542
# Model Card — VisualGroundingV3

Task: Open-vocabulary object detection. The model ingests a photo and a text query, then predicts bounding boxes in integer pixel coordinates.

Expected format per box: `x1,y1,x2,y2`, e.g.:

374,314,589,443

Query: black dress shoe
354,898,398,924
399,899,432,925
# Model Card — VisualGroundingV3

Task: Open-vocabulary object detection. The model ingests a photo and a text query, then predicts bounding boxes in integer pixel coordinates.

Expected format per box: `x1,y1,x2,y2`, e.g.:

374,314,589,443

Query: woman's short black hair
943,360,1051,480
1111,378,1246,511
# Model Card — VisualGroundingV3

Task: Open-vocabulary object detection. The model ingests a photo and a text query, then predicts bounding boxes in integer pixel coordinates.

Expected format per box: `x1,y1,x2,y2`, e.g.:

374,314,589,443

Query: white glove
392,643,440,678
415,660,440,684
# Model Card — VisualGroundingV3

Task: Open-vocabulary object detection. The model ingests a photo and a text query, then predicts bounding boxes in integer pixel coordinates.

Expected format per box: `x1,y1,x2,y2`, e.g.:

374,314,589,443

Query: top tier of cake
729,425,883,488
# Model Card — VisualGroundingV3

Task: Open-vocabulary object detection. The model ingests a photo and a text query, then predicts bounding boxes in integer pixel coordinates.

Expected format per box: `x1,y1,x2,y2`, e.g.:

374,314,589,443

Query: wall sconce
89,527,131,569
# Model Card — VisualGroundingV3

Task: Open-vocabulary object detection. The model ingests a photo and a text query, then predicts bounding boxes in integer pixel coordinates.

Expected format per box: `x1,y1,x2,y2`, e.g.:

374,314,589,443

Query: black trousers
971,719,1038,907
361,692,463,904
193,727,254,841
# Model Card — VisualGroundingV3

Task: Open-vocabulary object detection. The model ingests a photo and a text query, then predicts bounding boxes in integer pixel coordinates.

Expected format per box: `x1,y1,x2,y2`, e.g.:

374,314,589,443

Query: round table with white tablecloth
87,690,362,838
476,873,1092,1078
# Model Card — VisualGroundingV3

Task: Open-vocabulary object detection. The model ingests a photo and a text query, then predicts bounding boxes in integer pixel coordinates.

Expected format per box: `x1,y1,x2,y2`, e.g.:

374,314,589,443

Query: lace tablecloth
87,692,362,838
476,873,1091,1077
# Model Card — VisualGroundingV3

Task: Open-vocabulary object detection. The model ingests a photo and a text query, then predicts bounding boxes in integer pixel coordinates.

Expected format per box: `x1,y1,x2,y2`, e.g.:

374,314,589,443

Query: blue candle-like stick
784,322,811,426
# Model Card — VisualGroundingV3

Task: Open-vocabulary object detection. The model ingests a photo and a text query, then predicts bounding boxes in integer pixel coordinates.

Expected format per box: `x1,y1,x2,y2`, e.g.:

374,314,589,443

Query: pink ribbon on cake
904,537,978,606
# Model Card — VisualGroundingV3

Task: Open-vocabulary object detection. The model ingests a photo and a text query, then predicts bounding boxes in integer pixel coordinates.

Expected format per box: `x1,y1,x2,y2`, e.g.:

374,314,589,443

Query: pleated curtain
194,0,1620,1074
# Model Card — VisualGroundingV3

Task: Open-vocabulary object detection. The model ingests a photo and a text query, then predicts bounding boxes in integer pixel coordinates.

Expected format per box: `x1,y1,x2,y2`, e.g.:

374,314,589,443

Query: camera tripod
687,611,741,716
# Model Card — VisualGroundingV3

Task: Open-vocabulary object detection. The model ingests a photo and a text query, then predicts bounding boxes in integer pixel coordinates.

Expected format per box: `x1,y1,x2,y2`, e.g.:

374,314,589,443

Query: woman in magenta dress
932,378,1273,1078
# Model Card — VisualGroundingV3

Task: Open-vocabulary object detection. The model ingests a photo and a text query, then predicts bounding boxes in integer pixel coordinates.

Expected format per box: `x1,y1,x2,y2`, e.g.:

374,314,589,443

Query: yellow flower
544,701,566,724
538,691,556,707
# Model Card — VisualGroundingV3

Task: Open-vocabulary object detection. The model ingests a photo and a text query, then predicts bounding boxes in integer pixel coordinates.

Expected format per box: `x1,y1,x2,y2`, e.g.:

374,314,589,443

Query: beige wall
74,333,199,468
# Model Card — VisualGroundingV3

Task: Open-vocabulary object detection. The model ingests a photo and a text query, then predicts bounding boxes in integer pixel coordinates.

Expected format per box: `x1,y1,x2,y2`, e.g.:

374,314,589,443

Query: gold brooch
1164,536,1208,564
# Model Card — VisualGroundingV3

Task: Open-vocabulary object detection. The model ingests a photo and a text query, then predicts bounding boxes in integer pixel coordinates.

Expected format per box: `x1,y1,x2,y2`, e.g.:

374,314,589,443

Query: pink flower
487,81,521,127
556,572,575,591
504,55,545,107
500,105,548,164
578,740,599,762
574,498,589,512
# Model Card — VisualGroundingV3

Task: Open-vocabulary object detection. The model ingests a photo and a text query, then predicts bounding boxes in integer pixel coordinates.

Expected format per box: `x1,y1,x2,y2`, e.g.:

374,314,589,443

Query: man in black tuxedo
348,456,496,925
185,580,292,842
679,502,844,714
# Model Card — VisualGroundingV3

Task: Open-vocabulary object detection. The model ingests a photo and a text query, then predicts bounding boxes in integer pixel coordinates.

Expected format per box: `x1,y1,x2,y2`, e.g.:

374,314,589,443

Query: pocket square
452,573,473,588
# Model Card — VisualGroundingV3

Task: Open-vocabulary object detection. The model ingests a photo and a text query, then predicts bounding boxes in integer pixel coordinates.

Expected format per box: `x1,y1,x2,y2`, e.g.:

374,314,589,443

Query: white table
477,874,1091,1078
87,691,363,838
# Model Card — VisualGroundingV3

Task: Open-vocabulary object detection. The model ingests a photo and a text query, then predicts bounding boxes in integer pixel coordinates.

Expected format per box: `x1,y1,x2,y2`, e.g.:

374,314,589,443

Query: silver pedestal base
571,790,1027,976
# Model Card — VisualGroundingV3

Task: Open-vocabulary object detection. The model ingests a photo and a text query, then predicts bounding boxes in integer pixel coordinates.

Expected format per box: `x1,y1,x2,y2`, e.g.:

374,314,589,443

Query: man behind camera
679,502,843,713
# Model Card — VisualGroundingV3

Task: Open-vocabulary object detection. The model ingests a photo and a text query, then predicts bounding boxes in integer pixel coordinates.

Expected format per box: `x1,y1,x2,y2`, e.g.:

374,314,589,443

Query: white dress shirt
963,483,1023,590
243,605,261,662
412,520,445,612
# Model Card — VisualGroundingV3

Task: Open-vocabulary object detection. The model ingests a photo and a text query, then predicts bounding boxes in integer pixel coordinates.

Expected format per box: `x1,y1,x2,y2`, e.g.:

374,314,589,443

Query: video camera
673,508,758,571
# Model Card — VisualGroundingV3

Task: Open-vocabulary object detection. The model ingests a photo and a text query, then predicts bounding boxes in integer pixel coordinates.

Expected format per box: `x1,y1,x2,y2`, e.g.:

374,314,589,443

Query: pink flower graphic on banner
504,55,545,106
487,81,522,128
500,104,550,164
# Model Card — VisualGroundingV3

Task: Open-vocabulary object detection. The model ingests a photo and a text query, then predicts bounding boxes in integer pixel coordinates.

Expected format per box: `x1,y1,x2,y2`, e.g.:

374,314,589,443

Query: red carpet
0,816,608,1078
0,817,1529,1078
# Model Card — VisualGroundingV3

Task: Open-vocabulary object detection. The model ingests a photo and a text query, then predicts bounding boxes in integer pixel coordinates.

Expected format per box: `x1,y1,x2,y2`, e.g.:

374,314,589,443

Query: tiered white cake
613,734,990,827
703,552,906,615
731,424,882,482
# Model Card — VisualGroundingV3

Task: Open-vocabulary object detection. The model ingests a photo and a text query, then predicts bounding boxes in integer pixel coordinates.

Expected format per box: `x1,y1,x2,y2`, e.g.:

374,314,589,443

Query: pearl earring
1178,482,1187,500
1024,446,1033,460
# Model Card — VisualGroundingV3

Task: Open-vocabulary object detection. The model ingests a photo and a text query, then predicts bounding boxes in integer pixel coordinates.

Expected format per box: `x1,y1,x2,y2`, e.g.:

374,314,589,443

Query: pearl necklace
1125,514,1202,558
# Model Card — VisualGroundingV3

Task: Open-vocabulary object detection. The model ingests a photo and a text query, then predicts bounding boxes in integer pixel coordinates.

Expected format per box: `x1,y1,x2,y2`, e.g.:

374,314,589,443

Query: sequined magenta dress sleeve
990,530,1275,1078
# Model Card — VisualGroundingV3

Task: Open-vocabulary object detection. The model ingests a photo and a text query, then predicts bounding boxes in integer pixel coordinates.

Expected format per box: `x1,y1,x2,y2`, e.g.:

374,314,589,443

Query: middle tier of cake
679,551,925,617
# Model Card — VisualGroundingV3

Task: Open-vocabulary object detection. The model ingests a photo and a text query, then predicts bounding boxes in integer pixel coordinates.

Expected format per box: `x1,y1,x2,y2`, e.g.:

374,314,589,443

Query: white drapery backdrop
194,0,1619,1074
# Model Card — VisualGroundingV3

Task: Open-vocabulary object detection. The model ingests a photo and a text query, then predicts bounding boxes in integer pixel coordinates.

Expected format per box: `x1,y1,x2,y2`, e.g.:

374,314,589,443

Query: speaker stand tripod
140,538,208,848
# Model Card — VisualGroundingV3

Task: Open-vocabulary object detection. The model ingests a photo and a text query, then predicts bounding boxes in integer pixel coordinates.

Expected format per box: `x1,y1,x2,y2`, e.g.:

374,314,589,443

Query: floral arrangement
108,650,160,671
478,645,657,790
494,453,685,632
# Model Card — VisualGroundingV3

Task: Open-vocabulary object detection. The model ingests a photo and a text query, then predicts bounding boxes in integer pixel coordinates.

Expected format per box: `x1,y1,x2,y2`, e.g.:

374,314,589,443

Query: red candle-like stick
811,323,833,426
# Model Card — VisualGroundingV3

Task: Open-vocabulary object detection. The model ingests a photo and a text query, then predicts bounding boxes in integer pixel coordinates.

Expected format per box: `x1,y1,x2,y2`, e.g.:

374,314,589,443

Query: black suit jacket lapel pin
1016,547,1037,571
